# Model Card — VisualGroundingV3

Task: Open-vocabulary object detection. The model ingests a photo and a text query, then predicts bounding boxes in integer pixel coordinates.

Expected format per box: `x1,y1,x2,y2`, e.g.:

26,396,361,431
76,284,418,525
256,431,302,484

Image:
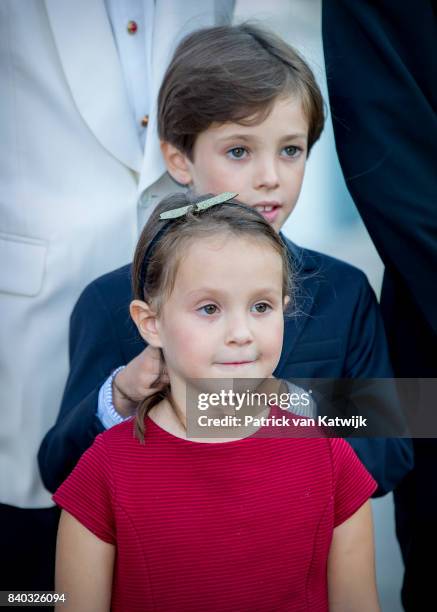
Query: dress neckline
145,405,275,447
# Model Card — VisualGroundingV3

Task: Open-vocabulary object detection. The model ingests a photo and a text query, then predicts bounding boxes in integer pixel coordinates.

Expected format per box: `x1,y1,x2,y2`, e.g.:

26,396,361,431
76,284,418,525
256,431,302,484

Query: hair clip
159,192,238,220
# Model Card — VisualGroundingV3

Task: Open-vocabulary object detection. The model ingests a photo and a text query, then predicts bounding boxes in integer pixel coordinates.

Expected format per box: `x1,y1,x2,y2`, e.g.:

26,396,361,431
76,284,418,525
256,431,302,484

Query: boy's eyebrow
216,134,256,143
216,133,307,143
279,133,308,142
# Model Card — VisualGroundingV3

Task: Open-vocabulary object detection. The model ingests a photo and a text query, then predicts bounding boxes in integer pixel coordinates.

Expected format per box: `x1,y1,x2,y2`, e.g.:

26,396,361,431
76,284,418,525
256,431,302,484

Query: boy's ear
130,300,162,348
160,141,193,185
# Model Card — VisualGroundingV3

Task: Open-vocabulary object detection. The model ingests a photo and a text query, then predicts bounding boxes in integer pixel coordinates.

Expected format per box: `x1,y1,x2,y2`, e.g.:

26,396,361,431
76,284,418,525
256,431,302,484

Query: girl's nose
225,314,253,345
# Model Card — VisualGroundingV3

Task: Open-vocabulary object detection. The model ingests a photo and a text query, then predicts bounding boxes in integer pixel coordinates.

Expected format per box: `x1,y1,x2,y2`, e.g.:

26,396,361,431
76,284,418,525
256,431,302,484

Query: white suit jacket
0,0,234,508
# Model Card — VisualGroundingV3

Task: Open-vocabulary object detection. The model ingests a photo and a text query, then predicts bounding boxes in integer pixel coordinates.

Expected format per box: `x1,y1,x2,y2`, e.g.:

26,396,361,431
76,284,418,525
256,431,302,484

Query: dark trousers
0,503,60,609
394,440,437,611
382,272,437,610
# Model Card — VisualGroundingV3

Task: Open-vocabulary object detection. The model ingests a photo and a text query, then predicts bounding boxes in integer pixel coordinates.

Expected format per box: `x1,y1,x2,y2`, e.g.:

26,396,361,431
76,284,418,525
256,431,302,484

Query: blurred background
235,1,402,610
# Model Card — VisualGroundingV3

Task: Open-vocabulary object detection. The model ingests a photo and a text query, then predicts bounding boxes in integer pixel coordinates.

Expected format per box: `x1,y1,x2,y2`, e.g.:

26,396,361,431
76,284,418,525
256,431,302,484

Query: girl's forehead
182,232,275,259
173,233,283,292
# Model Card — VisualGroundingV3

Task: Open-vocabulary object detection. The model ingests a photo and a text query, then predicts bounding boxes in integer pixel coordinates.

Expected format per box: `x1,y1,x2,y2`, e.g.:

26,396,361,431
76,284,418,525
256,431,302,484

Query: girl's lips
215,361,256,367
220,362,252,365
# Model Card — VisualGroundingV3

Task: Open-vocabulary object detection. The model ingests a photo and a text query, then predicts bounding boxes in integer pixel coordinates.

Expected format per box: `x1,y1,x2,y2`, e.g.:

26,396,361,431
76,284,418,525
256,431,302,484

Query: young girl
53,193,380,612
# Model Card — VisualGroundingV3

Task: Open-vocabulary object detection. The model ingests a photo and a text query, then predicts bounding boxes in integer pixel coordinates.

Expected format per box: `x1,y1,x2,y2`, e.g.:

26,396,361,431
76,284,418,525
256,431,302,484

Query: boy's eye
251,302,272,314
227,147,247,159
282,145,302,158
198,304,218,315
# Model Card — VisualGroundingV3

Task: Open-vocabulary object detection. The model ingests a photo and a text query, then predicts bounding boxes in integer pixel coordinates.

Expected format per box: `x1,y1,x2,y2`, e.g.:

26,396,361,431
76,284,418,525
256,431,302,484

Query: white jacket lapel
45,0,143,172
138,0,235,194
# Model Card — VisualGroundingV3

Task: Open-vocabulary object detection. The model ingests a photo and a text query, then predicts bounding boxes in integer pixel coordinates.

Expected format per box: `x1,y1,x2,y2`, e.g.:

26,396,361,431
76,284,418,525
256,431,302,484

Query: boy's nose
254,157,280,190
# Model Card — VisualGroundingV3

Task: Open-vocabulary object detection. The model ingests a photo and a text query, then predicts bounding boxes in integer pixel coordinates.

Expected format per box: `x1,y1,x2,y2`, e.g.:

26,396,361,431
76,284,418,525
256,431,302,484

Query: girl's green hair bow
159,192,238,220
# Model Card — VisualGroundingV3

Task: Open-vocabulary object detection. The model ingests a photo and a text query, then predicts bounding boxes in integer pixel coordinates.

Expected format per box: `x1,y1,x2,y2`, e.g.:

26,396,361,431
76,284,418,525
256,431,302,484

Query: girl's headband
139,192,238,295
159,191,237,220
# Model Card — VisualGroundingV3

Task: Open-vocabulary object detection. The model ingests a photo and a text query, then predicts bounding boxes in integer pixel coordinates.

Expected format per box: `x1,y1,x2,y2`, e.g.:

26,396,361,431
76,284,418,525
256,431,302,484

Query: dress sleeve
53,434,115,544
330,438,377,527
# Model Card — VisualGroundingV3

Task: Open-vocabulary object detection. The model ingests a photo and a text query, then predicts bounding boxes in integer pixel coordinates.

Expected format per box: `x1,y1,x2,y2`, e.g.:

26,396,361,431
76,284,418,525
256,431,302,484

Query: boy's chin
249,206,283,231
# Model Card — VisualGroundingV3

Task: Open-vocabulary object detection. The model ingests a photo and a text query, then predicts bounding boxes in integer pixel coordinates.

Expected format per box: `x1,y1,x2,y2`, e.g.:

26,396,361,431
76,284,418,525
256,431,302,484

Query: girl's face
155,233,286,392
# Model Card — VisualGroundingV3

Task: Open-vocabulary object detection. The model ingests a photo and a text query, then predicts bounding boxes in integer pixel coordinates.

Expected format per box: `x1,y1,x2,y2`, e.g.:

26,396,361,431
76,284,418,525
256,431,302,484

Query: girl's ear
283,295,291,310
130,300,162,348
160,141,193,185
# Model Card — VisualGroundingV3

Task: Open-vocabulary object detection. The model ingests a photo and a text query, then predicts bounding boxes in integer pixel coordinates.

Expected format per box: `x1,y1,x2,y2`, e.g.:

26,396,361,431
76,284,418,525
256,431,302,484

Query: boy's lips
252,202,282,223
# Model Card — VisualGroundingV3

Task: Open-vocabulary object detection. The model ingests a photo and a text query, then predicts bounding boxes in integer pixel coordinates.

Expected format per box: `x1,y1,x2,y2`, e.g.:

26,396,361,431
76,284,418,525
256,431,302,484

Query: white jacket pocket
0,233,47,296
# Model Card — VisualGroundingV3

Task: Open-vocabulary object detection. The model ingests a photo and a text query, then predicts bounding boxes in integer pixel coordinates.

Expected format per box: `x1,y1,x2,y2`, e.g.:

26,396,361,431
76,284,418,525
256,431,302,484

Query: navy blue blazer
38,238,412,494
322,0,437,377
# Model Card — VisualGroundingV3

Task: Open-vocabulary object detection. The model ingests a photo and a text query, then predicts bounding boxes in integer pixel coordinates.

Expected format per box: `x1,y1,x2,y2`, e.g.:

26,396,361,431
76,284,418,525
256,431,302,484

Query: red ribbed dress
53,408,376,611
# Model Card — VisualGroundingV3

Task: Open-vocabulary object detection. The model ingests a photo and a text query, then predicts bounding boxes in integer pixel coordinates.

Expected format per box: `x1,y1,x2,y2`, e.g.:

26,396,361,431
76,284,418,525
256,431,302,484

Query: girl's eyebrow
186,287,223,297
185,287,281,299
184,288,226,302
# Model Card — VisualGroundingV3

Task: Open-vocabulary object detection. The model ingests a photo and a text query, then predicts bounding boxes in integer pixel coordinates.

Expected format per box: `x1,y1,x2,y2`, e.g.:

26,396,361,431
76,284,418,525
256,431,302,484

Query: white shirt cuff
97,366,130,429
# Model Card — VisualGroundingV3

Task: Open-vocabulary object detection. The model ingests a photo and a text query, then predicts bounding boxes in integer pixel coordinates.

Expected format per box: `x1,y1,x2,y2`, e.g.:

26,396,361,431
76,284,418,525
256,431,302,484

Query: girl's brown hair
132,192,293,442
158,23,325,159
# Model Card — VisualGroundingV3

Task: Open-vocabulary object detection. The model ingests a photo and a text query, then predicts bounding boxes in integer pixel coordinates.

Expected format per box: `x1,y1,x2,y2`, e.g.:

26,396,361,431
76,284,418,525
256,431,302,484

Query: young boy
39,24,411,494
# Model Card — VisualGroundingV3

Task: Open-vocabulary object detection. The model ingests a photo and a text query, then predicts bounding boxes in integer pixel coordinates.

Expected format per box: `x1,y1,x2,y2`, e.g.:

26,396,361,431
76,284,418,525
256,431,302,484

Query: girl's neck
148,398,187,438
167,393,187,430
147,395,272,444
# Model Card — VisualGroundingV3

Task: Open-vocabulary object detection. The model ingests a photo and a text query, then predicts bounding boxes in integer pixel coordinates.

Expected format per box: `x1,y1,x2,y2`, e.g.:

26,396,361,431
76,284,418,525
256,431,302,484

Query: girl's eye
251,302,272,314
227,147,248,160
282,145,302,158
199,304,218,316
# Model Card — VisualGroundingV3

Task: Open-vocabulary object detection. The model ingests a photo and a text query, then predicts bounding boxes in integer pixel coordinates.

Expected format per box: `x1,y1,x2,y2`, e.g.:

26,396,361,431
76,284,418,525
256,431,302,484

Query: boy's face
165,96,309,232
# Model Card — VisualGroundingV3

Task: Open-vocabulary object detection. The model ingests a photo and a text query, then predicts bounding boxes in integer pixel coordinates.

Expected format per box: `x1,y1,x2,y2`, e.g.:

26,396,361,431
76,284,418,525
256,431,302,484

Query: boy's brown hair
158,23,324,159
